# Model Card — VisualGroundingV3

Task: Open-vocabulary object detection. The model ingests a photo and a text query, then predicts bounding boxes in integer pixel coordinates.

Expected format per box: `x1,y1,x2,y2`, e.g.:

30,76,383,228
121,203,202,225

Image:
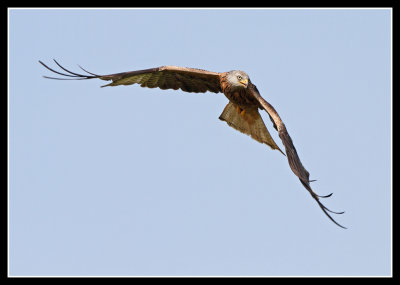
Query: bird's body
220,71,260,107
39,60,346,228
218,70,283,152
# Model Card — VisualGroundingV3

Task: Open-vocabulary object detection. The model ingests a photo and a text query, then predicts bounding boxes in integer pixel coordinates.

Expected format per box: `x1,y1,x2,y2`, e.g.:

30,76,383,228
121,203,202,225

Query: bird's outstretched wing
39,59,222,94
248,83,346,229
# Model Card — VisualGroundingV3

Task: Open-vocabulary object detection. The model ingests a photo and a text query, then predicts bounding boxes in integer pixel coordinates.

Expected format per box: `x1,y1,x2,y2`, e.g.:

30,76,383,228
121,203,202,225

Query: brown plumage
39,59,346,229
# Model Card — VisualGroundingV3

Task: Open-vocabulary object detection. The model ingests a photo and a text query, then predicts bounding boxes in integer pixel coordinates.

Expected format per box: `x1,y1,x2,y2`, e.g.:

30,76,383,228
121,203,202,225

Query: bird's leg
236,105,246,117
236,105,242,114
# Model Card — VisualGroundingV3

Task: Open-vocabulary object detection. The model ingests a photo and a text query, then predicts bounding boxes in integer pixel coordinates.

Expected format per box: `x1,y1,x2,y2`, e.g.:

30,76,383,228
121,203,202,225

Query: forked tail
219,102,284,155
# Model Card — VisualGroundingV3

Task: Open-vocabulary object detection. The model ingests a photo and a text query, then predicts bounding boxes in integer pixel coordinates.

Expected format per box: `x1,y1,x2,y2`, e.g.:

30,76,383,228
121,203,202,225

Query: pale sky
9,8,391,276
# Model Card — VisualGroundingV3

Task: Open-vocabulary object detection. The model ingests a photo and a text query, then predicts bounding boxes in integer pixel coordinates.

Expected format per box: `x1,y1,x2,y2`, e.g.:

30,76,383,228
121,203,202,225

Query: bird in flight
39,59,346,229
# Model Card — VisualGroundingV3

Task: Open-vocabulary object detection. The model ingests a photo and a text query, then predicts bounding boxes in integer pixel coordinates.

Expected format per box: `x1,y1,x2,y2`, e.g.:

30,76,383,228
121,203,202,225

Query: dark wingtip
39,59,98,80
317,192,333,198
78,64,100,76
314,197,347,228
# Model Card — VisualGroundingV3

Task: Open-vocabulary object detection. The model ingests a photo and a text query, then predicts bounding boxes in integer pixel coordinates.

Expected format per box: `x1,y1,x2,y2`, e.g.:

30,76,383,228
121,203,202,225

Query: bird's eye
237,75,242,80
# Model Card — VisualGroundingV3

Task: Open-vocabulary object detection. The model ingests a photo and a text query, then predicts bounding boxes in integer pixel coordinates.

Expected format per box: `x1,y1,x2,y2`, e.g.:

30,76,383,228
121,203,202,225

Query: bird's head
226,70,249,89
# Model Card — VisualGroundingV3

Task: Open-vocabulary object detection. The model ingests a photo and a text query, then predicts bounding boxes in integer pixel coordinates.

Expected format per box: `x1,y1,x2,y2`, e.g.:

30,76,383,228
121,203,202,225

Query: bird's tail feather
219,102,284,154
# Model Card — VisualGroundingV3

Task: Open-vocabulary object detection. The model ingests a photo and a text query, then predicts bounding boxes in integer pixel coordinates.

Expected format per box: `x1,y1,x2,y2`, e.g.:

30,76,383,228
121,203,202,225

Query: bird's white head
226,70,249,89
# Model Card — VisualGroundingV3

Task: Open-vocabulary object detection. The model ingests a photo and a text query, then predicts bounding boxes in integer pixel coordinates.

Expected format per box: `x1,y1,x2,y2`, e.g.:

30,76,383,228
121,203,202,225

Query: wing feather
39,60,222,94
247,83,346,229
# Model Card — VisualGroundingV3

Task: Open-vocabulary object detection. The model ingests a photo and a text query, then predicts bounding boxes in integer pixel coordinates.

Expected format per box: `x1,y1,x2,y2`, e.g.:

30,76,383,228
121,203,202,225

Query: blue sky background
9,8,391,276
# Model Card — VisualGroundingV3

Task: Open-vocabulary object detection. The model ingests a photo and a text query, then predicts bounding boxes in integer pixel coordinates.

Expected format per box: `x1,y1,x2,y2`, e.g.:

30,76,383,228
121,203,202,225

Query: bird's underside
39,59,346,229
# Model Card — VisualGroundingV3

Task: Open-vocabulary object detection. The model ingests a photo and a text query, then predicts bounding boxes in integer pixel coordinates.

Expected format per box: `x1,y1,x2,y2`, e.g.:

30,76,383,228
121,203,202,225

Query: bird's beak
239,78,248,87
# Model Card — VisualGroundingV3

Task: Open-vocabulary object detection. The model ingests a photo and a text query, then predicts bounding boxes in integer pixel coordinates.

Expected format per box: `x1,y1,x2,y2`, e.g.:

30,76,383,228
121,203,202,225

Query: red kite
39,60,346,229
